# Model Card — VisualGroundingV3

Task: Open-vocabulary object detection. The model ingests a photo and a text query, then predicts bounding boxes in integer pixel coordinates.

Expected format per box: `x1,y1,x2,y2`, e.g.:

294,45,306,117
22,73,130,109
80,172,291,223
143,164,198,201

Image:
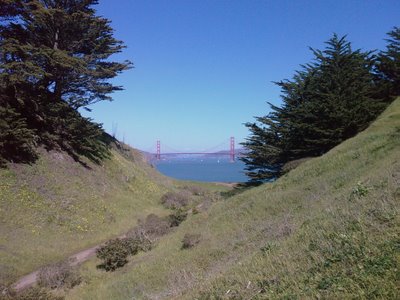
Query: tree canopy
0,0,131,165
376,27,400,97
242,33,396,182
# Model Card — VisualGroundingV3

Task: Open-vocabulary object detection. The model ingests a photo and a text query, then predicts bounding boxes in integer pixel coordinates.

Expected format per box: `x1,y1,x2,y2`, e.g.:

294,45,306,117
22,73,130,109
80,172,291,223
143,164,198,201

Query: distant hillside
66,97,400,299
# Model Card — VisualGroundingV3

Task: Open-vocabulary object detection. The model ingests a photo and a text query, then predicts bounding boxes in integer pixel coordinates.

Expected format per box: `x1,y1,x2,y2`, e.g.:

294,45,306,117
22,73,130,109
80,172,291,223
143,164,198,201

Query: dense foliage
0,0,131,165
242,33,398,182
376,27,400,98
96,238,130,271
0,105,37,166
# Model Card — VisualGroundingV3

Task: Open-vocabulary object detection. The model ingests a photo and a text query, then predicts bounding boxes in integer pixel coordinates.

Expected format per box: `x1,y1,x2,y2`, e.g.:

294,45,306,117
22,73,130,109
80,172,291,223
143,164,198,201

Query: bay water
154,157,248,183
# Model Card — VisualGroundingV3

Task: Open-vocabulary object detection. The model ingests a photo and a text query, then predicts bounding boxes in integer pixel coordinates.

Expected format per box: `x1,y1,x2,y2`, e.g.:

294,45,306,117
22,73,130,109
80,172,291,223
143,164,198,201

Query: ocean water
154,157,248,183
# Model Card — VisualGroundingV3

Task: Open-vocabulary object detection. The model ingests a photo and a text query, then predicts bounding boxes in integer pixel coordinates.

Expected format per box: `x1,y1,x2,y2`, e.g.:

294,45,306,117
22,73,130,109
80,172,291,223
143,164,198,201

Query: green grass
0,145,172,286
0,142,231,291
64,98,400,299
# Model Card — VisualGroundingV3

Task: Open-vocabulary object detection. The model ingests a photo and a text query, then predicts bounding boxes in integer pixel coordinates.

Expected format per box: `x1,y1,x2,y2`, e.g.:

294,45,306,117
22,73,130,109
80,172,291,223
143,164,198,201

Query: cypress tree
241,70,312,181
0,104,37,166
288,34,382,154
242,34,384,182
0,0,132,164
376,27,400,98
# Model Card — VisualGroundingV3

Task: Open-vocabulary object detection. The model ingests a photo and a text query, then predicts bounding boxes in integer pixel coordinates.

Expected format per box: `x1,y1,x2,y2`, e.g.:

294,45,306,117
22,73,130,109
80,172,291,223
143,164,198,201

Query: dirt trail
213,182,238,187
12,244,101,291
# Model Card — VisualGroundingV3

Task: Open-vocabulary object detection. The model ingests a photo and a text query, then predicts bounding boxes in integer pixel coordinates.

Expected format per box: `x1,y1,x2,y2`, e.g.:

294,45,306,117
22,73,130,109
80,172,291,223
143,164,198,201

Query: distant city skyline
81,0,400,152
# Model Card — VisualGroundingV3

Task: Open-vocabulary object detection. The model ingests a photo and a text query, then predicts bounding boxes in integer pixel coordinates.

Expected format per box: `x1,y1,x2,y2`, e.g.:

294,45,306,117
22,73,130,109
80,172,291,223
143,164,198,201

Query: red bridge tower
156,140,160,160
230,136,235,162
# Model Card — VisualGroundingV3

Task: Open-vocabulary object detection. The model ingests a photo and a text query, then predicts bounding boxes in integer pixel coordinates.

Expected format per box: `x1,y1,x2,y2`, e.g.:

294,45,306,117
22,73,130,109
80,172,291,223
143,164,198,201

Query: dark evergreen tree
242,34,385,182
0,104,37,166
376,27,400,97
0,0,132,164
289,35,383,154
241,70,311,181
240,116,284,181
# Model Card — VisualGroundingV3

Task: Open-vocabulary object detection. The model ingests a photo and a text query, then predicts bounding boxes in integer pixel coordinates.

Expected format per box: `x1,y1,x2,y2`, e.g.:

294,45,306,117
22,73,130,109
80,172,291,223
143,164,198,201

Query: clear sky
82,0,400,153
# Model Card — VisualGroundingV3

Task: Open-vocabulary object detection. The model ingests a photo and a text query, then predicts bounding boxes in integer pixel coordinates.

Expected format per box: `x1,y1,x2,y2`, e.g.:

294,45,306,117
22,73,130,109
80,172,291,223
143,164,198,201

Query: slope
67,97,400,299
0,142,172,287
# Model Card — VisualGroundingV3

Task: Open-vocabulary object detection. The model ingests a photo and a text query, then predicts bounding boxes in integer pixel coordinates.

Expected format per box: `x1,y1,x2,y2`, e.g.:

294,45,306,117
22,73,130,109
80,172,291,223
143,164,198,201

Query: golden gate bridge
154,137,236,162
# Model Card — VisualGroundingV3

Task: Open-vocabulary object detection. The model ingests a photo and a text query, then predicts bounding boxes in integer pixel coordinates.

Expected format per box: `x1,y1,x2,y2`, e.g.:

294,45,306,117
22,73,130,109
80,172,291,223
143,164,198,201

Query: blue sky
82,0,400,152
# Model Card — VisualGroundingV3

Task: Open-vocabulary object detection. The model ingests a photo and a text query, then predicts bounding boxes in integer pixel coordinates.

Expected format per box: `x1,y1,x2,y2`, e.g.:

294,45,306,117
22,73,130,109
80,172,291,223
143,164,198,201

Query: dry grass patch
0,286,64,300
161,191,191,209
262,213,295,239
135,214,171,240
182,185,206,196
37,259,81,290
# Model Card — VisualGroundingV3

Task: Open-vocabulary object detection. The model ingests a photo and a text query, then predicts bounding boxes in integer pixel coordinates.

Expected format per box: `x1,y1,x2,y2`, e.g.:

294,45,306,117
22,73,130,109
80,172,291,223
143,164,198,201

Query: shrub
37,260,81,289
120,237,140,256
168,209,188,227
96,238,130,271
182,233,201,249
161,191,190,209
136,214,171,238
123,213,174,258
97,218,162,272
123,233,152,254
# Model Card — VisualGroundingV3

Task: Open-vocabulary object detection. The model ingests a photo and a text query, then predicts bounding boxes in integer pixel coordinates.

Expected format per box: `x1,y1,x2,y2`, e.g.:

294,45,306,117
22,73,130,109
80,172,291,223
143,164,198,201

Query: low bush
136,214,171,239
37,260,81,289
124,231,152,253
97,210,190,272
161,191,190,209
97,213,175,272
96,238,130,271
168,209,188,227
182,233,201,249
120,237,140,256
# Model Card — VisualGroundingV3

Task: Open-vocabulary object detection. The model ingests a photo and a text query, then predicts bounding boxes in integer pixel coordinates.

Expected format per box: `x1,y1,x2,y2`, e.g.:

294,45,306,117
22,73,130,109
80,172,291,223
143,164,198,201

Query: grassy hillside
0,143,174,287
66,98,400,299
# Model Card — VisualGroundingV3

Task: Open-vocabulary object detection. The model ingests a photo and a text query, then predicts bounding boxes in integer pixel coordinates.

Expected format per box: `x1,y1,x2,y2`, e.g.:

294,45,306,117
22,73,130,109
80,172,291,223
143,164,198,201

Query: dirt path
213,182,238,188
12,244,101,291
